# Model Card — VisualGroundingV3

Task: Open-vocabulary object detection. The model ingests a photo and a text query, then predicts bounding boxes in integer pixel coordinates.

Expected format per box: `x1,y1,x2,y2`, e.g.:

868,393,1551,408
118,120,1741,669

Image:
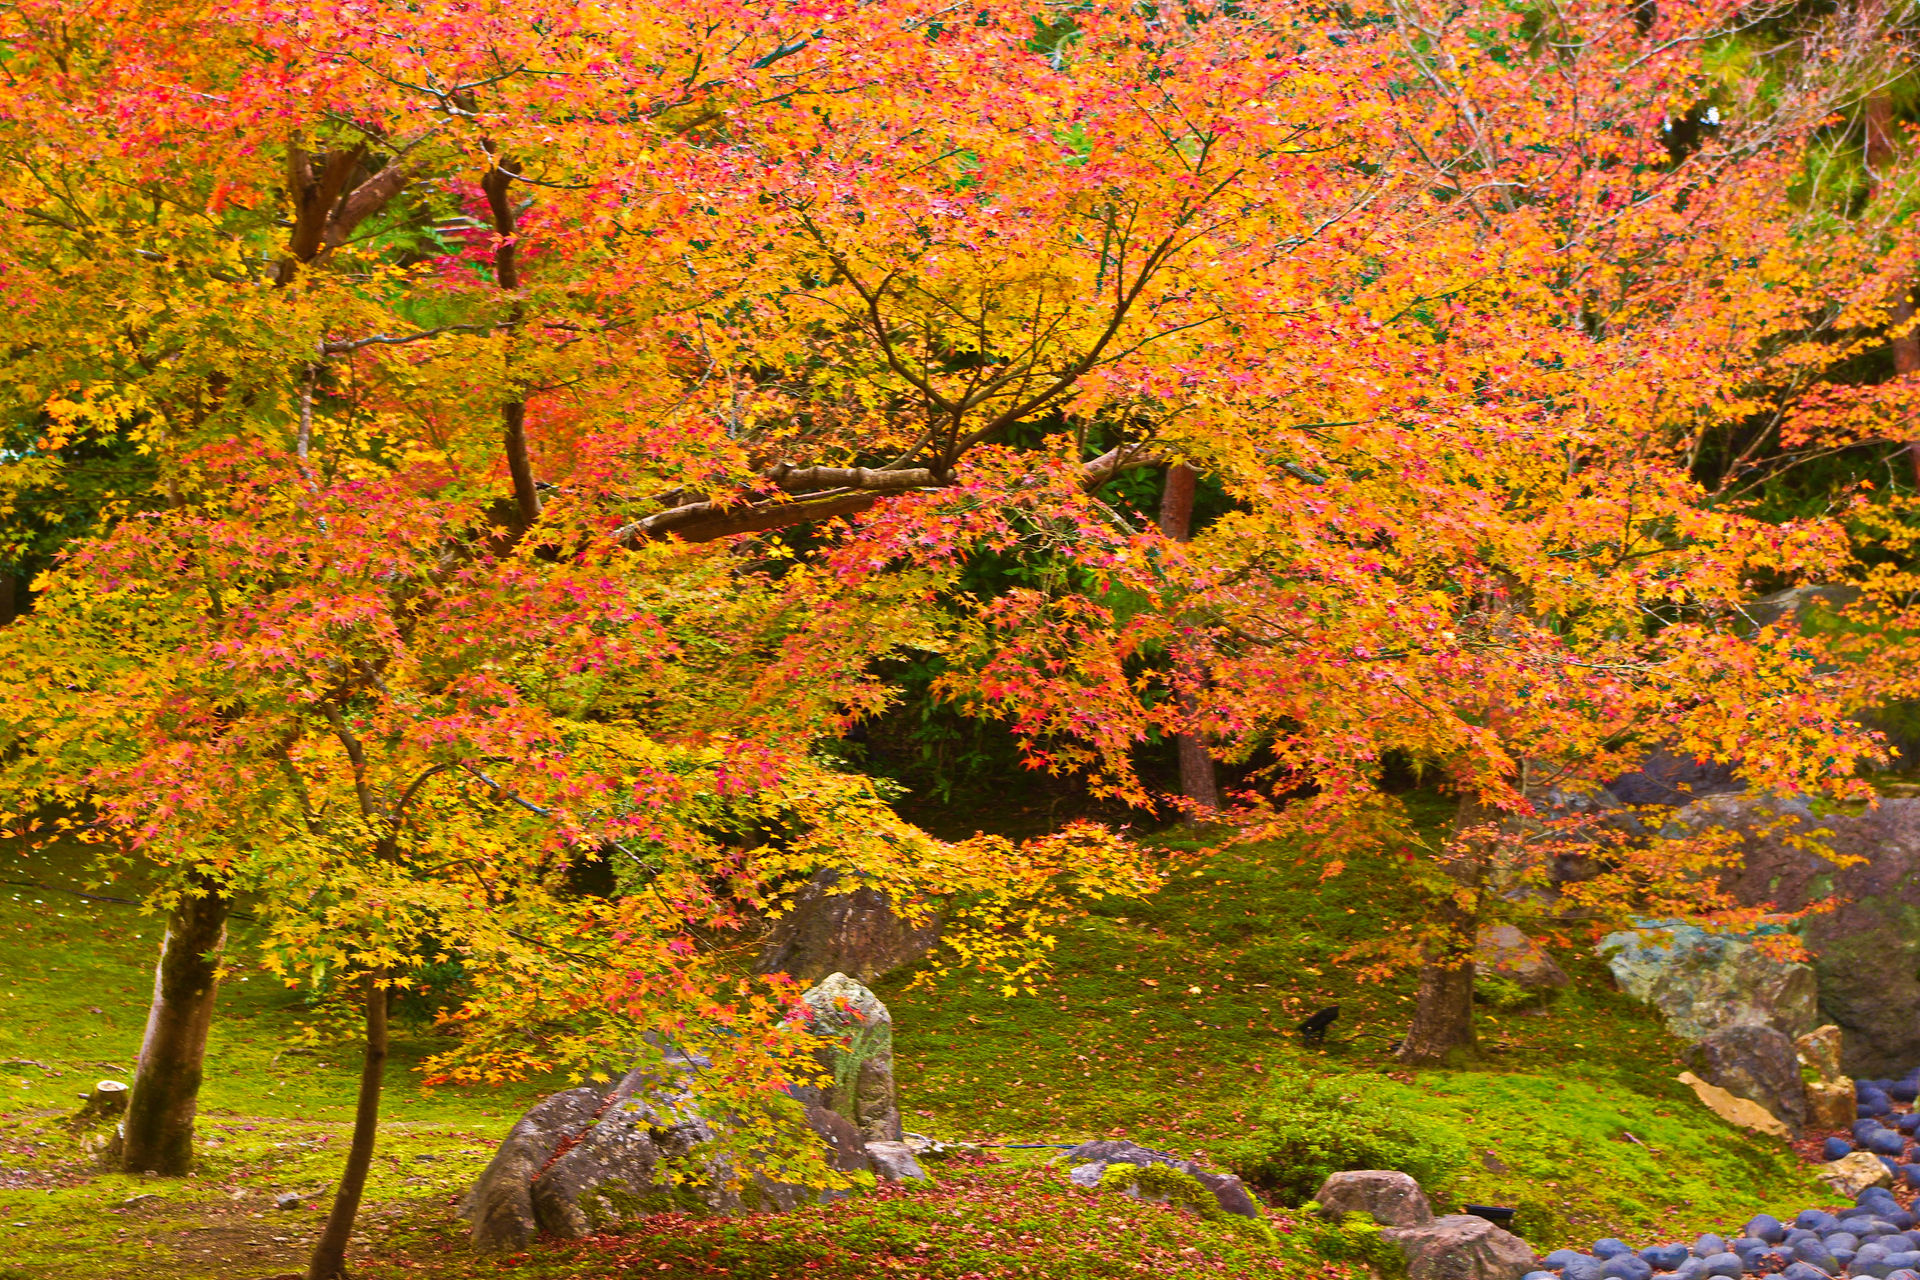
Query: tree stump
77,1079,130,1120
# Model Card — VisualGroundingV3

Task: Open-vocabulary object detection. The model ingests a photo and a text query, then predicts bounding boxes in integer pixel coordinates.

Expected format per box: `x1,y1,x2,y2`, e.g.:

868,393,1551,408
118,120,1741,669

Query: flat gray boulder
1314,1169,1434,1228
863,1140,927,1182
1387,1214,1537,1280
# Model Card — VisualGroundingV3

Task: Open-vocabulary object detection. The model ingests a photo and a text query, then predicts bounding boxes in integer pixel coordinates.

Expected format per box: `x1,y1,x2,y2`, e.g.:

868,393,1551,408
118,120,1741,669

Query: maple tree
834,0,1905,1061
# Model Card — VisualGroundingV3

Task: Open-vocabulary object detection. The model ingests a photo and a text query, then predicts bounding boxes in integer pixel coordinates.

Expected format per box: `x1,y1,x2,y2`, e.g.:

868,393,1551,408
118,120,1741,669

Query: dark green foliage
1232,1067,1469,1206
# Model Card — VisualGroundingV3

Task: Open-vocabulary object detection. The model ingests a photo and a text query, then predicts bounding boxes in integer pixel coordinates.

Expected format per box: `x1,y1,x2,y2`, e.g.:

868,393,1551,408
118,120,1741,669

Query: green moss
1231,1066,1470,1206
1476,975,1554,1012
1098,1160,1222,1219
1284,1211,1408,1278
1511,1196,1569,1246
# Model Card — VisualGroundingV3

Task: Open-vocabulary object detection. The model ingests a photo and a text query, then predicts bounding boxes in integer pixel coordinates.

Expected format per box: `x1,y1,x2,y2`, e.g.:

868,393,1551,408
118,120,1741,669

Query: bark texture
307,973,389,1280
1157,462,1221,811
121,882,229,1175
1395,797,1492,1064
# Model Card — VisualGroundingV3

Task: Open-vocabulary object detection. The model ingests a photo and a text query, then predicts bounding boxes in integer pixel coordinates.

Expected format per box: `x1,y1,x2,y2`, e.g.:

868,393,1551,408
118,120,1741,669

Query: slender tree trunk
1396,796,1492,1065
1158,462,1221,812
121,879,229,1175
307,971,388,1280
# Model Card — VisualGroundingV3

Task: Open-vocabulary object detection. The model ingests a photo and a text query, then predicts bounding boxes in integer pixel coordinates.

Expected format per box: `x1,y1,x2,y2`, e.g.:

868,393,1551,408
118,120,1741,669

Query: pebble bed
1528,1075,1920,1280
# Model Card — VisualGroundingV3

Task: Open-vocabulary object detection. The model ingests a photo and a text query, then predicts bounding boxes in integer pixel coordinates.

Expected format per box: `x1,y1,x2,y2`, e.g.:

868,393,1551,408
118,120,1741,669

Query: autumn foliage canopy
0,0,1914,1252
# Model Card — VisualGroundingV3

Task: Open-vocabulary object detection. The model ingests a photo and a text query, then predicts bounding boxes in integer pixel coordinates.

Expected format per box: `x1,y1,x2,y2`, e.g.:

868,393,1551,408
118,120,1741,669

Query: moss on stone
1095,1162,1277,1245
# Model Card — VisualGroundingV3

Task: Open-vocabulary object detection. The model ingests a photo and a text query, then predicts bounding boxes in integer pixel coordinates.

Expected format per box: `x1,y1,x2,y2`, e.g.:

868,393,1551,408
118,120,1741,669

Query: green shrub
1475,976,1552,1011
1230,1067,1470,1207
1511,1196,1568,1246
1284,1209,1409,1278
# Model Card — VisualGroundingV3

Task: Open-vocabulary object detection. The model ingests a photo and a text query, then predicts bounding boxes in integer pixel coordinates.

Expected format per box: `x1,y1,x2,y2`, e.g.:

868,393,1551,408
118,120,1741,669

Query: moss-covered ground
0,822,1830,1279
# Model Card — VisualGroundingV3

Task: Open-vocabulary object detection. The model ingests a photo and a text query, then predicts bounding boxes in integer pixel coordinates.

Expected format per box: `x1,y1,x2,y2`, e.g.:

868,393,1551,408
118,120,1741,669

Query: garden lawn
0,823,1830,1279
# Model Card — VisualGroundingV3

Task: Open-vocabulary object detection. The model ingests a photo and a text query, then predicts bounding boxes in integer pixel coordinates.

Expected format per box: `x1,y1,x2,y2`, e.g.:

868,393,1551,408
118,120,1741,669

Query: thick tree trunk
1158,462,1221,812
307,972,389,1280
122,881,228,1175
1395,797,1492,1065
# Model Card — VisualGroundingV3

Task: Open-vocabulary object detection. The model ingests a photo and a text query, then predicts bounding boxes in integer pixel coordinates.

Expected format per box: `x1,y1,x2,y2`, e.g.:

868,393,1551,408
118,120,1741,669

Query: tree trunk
1158,462,1221,812
1395,797,1492,1065
307,972,388,1280
122,880,228,1175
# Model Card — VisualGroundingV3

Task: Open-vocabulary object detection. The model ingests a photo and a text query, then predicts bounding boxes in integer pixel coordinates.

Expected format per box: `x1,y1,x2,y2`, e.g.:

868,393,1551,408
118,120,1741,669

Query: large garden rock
757,870,940,987
1385,1213,1536,1280
465,1042,879,1250
1060,1139,1262,1220
466,1085,610,1251
1599,920,1818,1044
1313,1169,1434,1228
1690,793,1920,1076
1686,1024,1807,1131
532,1093,729,1235
1606,750,1744,808
1475,925,1570,992
794,972,901,1142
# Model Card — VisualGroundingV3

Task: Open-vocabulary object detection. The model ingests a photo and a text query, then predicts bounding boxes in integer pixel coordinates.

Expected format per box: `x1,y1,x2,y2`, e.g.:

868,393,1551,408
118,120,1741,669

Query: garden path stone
1781,1265,1834,1280
863,1140,925,1183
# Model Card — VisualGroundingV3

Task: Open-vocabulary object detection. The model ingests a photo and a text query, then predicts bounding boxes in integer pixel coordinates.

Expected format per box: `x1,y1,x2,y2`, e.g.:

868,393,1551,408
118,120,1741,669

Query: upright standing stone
797,973,902,1142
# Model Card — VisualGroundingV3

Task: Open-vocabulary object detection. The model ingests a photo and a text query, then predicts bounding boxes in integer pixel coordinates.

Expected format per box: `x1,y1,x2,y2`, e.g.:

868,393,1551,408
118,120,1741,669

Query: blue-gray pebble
1602,1256,1653,1280
1642,1244,1690,1270
1780,1265,1833,1280
1700,1254,1744,1278
1870,1131,1908,1157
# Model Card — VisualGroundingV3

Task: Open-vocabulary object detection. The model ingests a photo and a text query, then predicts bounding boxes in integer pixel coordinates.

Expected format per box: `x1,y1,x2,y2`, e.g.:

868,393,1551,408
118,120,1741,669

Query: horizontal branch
618,442,1163,545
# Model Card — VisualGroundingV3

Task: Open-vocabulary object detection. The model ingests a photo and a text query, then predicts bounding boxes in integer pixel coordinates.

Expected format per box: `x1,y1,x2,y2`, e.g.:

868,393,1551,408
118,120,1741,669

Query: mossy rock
1096,1162,1276,1244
